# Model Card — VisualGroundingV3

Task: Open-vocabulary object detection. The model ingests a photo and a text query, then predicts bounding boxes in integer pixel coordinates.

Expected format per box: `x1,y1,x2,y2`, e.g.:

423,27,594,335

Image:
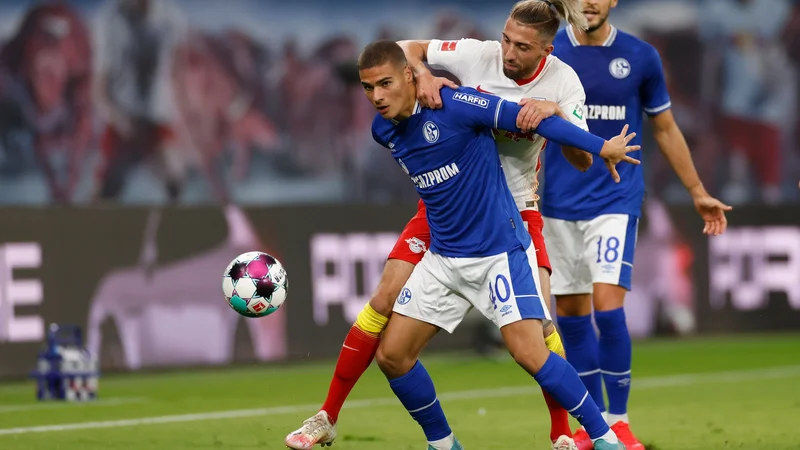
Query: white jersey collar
391,101,421,125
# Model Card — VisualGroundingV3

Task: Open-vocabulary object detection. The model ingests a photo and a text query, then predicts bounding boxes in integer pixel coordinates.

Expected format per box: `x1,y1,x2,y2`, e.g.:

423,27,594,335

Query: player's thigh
543,216,593,296
391,252,471,335
379,253,468,377
377,312,439,378
538,267,552,315
368,259,416,317
374,205,430,316
500,317,550,375
583,214,639,310
464,244,550,329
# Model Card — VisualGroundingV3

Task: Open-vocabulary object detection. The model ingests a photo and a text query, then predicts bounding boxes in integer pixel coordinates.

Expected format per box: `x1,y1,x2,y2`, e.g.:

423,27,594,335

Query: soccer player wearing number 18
542,1,732,449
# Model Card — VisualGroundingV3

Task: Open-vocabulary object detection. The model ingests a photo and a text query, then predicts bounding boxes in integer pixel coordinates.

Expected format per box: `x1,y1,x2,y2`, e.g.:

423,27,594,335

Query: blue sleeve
534,116,605,156
444,87,606,156
640,45,672,116
441,87,510,131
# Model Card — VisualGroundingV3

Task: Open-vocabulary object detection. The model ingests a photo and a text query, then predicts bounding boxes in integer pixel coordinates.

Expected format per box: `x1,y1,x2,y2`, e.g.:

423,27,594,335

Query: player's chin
502,67,521,80
376,105,391,117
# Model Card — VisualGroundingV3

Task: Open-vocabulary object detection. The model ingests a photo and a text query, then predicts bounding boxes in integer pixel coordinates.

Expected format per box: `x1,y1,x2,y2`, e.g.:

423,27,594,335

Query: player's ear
611,0,619,9
544,44,554,56
404,65,413,83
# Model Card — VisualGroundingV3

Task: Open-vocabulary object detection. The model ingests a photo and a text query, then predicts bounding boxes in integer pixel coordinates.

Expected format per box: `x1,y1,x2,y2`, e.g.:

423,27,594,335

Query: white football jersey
427,38,589,210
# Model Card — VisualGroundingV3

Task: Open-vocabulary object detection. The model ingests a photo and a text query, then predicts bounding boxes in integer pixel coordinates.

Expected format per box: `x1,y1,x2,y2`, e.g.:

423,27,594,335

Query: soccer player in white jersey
541,1,733,449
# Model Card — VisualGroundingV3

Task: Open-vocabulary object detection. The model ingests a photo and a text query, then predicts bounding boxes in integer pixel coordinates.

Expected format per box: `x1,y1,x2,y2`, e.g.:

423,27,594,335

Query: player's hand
517,99,563,132
599,124,640,183
692,193,732,236
415,71,458,109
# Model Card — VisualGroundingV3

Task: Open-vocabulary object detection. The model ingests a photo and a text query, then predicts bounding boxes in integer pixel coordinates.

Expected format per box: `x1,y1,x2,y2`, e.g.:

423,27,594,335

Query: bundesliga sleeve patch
439,41,457,51
572,104,584,120
452,92,489,108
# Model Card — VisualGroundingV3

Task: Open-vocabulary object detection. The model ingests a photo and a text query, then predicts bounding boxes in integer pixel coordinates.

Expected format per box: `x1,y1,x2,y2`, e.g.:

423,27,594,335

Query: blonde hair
509,0,588,40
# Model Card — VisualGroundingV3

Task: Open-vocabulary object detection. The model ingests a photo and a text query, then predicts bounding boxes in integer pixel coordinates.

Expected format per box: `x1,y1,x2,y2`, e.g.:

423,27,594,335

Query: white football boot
427,433,464,449
284,411,337,449
552,435,579,450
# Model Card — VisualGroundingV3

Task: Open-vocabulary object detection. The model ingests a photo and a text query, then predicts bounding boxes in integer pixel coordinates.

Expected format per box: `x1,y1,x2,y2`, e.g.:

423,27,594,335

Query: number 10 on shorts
489,274,510,310
596,236,620,263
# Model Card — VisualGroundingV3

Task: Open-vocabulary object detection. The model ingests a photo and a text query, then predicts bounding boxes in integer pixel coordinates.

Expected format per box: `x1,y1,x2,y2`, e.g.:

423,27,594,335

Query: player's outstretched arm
445,87,640,179
516,98,593,172
500,98,641,182
650,109,732,235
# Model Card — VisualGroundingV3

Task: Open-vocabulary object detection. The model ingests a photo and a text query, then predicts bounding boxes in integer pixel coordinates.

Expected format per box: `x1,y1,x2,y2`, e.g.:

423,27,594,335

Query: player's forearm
498,102,605,155
533,117,605,156
397,40,431,77
653,122,707,197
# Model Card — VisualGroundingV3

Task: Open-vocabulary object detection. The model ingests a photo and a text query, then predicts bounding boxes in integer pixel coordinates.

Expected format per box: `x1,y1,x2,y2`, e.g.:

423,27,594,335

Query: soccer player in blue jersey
359,40,637,450
540,1,733,449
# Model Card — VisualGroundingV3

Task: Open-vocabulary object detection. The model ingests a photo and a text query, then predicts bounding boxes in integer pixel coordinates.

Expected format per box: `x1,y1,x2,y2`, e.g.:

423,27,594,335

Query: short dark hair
357,40,408,71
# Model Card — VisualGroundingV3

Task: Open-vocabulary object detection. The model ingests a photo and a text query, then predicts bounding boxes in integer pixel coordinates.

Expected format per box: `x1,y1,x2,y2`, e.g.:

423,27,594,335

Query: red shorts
388,200,552,273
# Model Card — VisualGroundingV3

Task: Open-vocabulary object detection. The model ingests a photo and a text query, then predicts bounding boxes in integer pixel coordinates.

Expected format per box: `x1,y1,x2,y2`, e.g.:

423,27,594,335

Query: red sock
542,388,573,442
320,326,381,423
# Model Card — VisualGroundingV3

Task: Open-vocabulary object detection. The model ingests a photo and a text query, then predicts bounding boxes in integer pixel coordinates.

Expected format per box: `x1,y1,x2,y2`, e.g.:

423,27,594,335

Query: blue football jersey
542,26,672,220
372,87,532,257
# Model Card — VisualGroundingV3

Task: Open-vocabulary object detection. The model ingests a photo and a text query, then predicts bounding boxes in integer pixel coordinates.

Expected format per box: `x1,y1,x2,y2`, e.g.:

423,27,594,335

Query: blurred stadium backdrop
0,0,798,448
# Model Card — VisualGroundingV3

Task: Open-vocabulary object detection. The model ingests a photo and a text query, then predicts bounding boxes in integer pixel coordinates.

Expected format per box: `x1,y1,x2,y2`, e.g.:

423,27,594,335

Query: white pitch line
0,397,147,414
0,365,798,436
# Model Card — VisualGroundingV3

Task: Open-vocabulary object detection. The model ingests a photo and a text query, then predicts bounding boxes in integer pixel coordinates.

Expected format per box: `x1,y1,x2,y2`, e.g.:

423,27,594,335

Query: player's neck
575,22,613,46
394,94,418,121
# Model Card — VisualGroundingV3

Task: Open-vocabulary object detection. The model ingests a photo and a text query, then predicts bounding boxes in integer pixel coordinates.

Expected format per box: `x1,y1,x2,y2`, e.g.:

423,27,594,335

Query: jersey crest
609,58,631,79
423,121,440,143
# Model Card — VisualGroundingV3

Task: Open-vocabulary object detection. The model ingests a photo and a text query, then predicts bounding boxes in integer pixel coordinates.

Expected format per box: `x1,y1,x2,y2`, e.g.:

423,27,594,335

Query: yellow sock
354,304,389,336
545,329,567,359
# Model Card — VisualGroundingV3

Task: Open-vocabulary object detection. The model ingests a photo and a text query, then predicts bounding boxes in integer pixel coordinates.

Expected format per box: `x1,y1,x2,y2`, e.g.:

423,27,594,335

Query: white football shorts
544,214,639,295
393,243,550,333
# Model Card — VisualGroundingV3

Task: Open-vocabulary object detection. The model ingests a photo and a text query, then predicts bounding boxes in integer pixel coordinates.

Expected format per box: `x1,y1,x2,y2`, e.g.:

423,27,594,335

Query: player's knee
556,294,592,316
375,345,415,379
503,322,551,374
592,283,626,311
509,339,550,374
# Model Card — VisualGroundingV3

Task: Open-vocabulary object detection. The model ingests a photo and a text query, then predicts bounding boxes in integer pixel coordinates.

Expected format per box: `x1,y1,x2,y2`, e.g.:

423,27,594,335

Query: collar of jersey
391,101,422,125
567,24,617,47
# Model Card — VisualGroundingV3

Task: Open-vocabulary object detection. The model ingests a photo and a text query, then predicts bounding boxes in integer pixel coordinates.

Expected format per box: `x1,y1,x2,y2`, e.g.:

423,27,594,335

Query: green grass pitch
1,333,799,449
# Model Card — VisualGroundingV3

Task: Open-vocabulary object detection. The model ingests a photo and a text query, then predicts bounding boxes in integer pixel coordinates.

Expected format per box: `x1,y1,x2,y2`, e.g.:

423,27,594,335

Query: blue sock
534,352,610,440
558,314,606,412
388,360,451,442
595,308,632,416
